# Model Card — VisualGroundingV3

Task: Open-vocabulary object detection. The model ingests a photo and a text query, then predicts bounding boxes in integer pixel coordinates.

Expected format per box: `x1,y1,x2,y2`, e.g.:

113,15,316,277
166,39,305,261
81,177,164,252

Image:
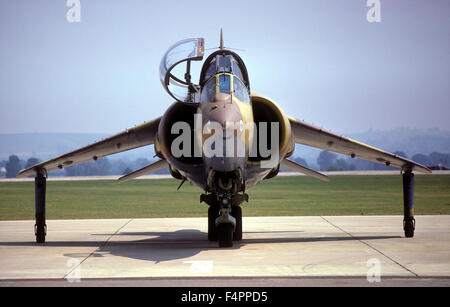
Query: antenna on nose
219,28,224,50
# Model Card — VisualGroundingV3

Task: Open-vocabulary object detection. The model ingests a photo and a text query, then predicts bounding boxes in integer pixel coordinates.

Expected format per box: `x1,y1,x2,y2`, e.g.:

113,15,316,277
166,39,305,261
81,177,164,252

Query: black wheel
208,206,219,241
35,225,46,243
404,218,415,238
232,206,242,241
218,223,234,247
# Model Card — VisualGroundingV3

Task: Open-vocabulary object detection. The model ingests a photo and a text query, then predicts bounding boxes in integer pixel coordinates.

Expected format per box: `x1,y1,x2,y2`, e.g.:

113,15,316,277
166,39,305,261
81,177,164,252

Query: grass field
1,175,450,220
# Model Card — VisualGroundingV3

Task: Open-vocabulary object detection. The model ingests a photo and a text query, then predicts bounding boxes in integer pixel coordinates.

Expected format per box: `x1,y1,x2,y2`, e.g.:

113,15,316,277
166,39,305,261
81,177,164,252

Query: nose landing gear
201,192,248,247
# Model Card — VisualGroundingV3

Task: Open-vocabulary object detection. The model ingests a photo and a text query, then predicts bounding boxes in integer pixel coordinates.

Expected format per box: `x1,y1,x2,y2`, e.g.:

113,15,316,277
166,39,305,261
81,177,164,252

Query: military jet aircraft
18,32,431,247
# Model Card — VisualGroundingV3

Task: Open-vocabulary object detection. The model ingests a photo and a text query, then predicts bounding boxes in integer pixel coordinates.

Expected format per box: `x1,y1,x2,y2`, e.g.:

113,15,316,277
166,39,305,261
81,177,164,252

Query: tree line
315,150,450,171
1,151,449,178
0,155,169,178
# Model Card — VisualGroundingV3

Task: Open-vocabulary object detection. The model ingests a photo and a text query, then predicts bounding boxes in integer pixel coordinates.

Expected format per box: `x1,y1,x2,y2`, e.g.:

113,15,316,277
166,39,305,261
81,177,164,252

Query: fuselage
156,49,294,193
198,51,254,175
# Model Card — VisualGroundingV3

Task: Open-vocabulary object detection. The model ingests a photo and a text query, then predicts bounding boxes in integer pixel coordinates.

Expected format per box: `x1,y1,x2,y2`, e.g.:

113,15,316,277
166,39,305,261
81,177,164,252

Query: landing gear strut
34,170,47,243
403,169,415,238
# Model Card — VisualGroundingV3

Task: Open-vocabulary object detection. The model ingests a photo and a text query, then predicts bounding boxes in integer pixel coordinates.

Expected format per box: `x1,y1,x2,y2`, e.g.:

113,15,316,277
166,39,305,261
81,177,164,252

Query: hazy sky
0,0,449,134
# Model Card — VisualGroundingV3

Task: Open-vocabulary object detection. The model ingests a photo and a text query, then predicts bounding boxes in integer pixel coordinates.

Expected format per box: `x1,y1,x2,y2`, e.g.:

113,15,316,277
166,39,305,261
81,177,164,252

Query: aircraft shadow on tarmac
0,230,401,263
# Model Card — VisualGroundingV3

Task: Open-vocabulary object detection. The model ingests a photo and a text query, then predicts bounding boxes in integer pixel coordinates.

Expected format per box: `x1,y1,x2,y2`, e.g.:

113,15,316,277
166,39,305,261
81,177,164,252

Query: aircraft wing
289,117,431,174
17,117,161,178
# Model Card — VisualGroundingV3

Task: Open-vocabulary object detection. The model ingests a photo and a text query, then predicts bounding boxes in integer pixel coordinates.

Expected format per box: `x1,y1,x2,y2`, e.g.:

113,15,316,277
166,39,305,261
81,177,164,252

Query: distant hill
1,127,449,166
293,127,450,168
347,127,450,157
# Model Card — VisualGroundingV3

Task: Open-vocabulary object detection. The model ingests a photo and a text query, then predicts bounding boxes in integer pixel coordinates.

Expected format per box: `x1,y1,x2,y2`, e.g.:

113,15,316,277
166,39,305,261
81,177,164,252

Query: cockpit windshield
233,76,249,103
203,55,237,82
217,56,232,73
200,73,249,104
201,77,216,103
199,49,250,104
204,58,217,82
231,59,244,81
218,74,231,94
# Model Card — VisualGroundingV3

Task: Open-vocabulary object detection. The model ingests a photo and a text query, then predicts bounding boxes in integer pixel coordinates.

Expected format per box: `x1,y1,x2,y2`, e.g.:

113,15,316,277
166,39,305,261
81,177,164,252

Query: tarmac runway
1,216,449,287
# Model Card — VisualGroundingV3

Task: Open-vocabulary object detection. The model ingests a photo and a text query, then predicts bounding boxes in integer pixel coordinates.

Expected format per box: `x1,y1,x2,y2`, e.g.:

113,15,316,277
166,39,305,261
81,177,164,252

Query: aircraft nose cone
200,100,245,173
202,100,244,141
205,101,242,127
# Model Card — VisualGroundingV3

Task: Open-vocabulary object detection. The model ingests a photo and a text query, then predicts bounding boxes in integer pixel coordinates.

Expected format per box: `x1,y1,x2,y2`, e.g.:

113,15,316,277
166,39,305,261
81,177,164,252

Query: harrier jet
18,32,431,247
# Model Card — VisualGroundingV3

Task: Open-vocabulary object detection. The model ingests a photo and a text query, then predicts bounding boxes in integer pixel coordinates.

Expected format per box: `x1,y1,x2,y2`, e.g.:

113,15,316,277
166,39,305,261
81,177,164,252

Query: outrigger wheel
404,217,415,238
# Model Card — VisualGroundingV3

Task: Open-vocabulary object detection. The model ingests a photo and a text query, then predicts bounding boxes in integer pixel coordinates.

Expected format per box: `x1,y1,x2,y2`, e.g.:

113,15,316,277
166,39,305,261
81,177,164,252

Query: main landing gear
201,193,248,247
202,169,416,246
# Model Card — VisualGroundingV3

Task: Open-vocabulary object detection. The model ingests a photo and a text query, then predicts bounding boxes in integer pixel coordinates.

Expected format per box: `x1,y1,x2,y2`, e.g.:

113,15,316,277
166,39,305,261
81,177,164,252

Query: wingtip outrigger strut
34,168,47,243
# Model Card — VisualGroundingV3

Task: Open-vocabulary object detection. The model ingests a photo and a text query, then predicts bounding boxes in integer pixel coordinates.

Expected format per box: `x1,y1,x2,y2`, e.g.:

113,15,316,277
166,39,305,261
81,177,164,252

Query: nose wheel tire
218,223,234,247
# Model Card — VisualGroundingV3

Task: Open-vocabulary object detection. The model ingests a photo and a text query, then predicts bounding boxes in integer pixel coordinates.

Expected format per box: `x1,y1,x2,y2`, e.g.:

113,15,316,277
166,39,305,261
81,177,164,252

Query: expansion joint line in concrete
319,216,419,278
62,219,133,280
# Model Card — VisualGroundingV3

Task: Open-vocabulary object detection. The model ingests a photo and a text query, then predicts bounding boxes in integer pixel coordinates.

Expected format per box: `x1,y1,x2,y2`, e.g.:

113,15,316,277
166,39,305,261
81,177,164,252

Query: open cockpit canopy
159,38,205,102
